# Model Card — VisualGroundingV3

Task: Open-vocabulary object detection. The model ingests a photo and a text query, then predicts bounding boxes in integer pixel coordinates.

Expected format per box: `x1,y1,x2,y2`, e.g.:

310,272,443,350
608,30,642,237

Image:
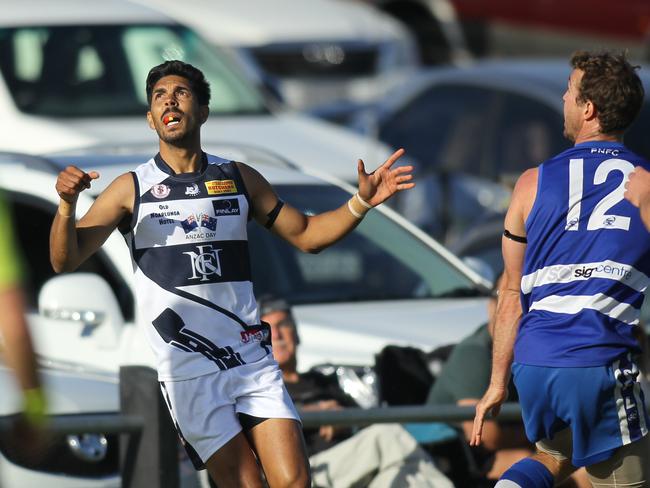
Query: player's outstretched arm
471,168,536,447
624,166,650,231
239,149,414,253
50,167,133,273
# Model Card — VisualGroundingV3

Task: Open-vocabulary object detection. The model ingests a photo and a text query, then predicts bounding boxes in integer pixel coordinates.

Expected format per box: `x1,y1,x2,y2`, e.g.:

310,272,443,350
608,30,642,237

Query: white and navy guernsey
518,141,650,367
124,153,270,381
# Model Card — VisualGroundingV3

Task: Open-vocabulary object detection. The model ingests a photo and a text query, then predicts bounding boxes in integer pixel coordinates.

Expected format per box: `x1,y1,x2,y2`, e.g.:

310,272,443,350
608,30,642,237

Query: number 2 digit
566,158,634,231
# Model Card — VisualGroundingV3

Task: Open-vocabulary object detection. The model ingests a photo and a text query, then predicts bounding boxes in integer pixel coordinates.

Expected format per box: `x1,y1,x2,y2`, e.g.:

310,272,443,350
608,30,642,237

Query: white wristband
355,193,373,209
347,199,363,219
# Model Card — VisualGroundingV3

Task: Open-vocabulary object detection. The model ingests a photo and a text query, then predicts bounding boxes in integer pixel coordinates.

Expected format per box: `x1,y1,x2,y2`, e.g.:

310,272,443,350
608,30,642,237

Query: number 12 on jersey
566,158,634,232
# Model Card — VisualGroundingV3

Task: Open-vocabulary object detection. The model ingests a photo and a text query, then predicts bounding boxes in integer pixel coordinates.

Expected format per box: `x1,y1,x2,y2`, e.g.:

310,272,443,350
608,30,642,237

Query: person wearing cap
259,296,454,488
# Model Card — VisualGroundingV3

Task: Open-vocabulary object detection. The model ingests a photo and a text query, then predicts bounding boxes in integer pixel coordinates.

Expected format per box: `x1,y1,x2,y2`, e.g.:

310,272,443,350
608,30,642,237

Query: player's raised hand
55,166,100,204
357,148,414,207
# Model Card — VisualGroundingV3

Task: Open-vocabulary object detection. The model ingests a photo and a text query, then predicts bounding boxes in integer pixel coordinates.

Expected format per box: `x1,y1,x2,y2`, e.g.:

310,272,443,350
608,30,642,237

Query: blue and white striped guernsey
516,141,650,367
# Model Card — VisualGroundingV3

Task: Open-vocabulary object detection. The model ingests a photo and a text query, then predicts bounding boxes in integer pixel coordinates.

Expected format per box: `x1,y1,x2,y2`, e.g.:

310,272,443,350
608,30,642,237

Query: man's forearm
290,194,370,253
489,295,522,389
49,200,81,273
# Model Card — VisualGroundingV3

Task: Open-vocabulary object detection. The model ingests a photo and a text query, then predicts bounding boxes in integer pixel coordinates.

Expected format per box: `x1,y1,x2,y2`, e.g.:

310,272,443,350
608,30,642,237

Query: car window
5,192,134,320
379,84,498,176
625,101,650,161
494,91,569,182
249,184,481,304
0,24,266,117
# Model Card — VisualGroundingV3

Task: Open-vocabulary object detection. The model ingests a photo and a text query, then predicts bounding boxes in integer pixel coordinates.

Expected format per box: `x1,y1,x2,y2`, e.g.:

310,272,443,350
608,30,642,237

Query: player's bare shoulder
235,161,267,189
512,168,539,220
97,171,136,213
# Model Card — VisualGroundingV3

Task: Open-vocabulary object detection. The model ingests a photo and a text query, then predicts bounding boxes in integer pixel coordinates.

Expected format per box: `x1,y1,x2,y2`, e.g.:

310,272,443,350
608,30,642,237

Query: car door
0,159,136,371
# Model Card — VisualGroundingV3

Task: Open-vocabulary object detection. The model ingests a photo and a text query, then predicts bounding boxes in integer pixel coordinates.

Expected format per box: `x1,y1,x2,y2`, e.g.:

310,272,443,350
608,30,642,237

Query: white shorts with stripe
160,355,299,469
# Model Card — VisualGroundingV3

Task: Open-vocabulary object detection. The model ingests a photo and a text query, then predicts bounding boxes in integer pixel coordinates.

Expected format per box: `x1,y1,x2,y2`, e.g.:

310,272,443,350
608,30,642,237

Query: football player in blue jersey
471,51,650,487
50,61,414,488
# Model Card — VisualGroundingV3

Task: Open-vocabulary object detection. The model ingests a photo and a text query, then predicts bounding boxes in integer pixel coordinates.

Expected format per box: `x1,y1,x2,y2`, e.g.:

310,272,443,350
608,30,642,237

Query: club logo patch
212,198,241,216
205,180,237,195
185,183,200,196
151,184,171,199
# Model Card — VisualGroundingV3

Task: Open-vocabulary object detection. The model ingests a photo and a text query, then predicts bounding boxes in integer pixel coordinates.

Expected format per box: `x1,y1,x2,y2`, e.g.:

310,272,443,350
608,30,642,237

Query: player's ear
199,105,209,124
584,100,597,121
146,111,156,130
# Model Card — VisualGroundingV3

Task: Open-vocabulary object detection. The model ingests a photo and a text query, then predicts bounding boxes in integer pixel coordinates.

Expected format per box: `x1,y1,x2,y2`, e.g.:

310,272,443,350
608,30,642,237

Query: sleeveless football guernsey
517,141,650,367
125,153,270,381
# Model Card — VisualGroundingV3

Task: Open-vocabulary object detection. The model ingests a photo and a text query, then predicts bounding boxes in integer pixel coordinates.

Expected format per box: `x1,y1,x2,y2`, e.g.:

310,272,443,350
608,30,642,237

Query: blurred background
2,0,649,279
1,2,650,486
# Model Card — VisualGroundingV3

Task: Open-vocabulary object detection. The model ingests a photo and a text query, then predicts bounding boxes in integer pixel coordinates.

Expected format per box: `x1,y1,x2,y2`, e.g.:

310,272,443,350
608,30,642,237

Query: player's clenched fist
55,166,100,203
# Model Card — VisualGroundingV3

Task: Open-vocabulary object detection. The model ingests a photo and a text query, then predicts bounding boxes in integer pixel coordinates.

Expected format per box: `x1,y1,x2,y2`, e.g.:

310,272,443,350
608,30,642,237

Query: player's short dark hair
570,51,644,134
146,60,211,106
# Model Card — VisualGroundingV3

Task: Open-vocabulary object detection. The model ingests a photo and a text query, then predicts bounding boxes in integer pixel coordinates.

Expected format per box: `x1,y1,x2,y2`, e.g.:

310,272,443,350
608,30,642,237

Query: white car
0,0,392,181
138,0,420,109
0,144,489,485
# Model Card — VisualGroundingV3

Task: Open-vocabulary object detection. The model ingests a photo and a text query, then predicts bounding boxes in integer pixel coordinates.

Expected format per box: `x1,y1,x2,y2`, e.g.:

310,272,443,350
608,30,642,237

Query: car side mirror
38,273,124,348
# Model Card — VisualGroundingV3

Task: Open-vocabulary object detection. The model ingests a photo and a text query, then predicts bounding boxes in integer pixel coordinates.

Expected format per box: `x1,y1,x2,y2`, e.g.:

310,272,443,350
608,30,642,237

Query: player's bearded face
147,75,205,144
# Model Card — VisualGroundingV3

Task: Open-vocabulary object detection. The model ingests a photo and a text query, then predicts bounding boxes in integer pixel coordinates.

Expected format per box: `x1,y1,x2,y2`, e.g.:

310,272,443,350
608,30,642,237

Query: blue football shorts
512,353,649,467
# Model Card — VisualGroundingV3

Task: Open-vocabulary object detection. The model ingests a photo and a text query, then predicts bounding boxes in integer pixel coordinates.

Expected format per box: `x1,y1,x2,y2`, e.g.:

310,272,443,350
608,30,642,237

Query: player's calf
495,457,554,488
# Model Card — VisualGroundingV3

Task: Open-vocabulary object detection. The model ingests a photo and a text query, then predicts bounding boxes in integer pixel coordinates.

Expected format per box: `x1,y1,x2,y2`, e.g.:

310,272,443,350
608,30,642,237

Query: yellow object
0,193,21,290
23,387,47,427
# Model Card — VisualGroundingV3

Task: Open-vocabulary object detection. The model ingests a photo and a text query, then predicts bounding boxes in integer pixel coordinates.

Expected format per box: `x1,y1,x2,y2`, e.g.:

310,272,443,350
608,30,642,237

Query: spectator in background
0,191,46,433
427,276,590,487
259,296,454,488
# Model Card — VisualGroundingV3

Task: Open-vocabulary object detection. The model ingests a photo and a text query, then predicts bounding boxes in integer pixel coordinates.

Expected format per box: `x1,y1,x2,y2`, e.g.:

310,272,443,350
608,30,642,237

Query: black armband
264,200,285,229
504,229,527,244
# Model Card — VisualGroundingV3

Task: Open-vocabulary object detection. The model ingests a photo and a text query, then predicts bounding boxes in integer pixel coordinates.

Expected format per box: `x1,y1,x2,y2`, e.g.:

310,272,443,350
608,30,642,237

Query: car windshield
248,184,481,304
0,24,267,117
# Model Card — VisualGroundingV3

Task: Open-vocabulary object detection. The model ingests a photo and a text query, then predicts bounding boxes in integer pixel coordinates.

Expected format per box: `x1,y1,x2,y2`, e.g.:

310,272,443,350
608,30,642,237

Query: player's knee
268,463,311,488
495,457,554,488
533,450,575,480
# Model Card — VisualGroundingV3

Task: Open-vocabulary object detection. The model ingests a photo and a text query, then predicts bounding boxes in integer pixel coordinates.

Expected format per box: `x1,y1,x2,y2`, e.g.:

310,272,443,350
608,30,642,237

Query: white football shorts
160,355,300,468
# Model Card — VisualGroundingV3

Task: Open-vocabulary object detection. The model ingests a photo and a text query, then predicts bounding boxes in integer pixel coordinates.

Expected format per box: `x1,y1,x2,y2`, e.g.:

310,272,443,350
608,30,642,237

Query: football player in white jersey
49,61,413,488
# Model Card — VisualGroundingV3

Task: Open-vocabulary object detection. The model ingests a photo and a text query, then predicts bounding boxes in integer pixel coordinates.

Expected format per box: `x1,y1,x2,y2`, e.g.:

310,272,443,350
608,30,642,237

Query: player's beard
157,121,198,146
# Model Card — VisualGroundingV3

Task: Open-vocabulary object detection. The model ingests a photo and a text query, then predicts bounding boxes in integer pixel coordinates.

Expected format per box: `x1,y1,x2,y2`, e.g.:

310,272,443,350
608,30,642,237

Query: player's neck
158,141,204,173
573,128,622,146
574,123,623,144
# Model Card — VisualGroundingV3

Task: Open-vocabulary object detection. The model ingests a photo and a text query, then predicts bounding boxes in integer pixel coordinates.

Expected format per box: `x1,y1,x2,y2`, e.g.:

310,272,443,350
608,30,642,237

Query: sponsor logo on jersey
603,216,617,227
185,183,200,196
183,244,223,282
151,184,171,199
212,198,241,216
240,327,270,344
573,264,632,280
205,180,237,195
566,218,579,230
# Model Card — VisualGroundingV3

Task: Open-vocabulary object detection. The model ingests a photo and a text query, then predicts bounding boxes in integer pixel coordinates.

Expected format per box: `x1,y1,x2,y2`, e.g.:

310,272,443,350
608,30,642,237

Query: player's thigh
586,433,650,487
246,418,310,488
205,431,264,488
